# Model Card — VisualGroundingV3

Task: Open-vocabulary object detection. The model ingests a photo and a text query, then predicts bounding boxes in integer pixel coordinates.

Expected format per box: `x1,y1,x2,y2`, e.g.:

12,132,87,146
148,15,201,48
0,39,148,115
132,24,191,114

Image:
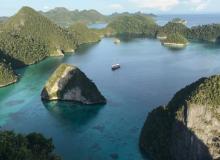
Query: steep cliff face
0,61,18,87
140,75,220,160
41,64,106,104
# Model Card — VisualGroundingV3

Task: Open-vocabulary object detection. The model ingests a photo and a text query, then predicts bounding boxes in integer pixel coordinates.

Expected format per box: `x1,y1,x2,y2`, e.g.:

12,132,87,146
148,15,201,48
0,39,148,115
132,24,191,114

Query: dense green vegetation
0,6,79,87
0,130,61,160
68,23,101,45
108,12,156,22
168,75,220,110
158,21,220,43
107,15,158,37
0,61,17,87
2,6,78,56
140,75,220,160
40,7,107,27
140,106,172,160
188,24,220,42
157,22,189,37
162,33,188,44
0,32,48,67
40,8,156,28
0,6,111,87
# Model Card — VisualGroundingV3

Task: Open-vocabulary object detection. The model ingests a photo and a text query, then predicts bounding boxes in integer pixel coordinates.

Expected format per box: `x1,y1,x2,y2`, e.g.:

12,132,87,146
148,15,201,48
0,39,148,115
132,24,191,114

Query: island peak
140,75,220,160
41,64,106,104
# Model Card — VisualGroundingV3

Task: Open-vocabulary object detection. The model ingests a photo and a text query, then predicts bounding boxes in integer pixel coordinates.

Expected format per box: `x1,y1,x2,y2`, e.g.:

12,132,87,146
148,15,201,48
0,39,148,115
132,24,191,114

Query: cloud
185,0,209,11
43,5,50,10
130,0,179,11
109,3,124,10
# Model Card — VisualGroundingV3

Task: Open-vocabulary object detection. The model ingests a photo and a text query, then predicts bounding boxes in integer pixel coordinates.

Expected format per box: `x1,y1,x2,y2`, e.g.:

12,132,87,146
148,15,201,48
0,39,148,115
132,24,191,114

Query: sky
0,0,220,16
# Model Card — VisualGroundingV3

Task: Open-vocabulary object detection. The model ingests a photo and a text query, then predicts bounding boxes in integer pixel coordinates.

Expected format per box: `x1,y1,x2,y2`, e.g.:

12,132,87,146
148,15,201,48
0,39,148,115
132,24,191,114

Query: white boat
114,38,120,44
111,64,120,70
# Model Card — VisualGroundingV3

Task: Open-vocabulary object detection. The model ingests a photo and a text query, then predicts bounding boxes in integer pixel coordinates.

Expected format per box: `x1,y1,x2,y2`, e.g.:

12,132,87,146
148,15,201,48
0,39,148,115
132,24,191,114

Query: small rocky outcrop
41,63,106,104
140,75,220,160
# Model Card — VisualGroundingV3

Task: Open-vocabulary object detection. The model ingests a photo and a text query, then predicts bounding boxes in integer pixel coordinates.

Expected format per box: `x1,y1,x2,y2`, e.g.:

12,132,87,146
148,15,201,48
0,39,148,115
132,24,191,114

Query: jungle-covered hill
0,130,61,160
0,6,103,87
40,7,107,27
107,14,158,37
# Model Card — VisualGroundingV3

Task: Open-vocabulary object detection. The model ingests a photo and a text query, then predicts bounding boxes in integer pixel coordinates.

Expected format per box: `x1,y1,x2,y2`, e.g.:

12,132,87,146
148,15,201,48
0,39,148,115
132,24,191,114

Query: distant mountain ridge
40,7,107,27
39,7,156,27
0,7,156,28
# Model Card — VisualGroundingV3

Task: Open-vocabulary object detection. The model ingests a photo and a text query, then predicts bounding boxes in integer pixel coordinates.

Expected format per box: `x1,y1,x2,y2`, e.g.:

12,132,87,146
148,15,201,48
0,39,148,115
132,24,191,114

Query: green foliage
162,33,188,44
0,61,17,86
188,24,220,42
40,7,107,27
0,32,49,67
158,22,220,43
140,75,220,160
168,75,220,110
0,131,61,160
107,15,158,37
158,22,189,37
40,8,156,28
2,6,78,56
108,12,156,22
140,106,172,160
68,23,100,45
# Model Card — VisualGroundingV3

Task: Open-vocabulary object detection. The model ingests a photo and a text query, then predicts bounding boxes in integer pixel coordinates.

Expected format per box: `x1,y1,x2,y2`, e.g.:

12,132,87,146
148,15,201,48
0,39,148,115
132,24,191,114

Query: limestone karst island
0,1,220,160
41,64,106,104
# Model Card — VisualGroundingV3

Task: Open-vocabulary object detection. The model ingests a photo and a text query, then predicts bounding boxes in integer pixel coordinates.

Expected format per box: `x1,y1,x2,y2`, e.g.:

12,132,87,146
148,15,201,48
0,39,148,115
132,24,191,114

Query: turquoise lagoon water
1,38,220,160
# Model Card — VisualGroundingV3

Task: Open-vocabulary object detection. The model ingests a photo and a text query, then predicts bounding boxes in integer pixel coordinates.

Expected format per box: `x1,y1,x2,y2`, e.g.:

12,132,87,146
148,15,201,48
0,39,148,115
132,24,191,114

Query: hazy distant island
39,7,156,27
140,75,220,160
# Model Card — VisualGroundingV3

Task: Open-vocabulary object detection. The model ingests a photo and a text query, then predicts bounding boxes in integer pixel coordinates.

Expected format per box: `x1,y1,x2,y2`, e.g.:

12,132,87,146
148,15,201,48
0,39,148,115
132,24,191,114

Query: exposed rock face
0,62,18,87
140,75,220,160
41,64,106,104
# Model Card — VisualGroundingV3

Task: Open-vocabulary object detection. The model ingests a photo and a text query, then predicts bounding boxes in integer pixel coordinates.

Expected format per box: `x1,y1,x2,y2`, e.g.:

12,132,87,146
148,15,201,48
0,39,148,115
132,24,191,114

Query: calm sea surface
1,15,220,160
156,14,220,27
